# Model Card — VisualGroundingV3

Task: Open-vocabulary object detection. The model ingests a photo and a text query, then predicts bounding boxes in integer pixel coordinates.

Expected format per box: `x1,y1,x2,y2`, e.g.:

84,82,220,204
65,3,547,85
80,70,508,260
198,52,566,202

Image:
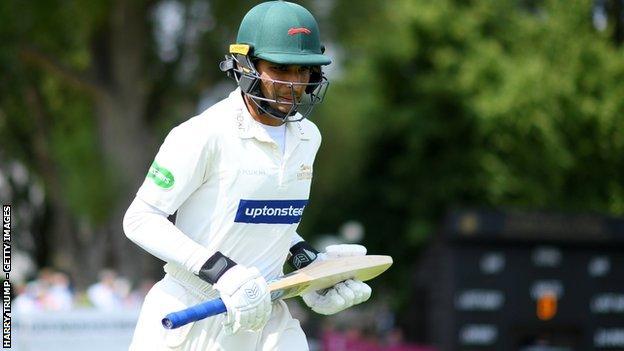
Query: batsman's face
255,60,312,114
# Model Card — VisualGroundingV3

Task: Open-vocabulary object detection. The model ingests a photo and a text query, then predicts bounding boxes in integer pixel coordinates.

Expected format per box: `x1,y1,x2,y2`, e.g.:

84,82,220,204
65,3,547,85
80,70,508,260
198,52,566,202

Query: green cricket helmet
219,1,331,123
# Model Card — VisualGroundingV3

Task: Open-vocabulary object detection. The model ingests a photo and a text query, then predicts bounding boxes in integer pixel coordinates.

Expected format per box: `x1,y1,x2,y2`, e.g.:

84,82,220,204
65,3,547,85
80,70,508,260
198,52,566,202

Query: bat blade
162,255,393,329
269,255,393,300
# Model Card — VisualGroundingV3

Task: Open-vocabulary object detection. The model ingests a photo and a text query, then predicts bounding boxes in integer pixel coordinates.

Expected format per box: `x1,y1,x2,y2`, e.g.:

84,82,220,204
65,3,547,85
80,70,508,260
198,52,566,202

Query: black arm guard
288,241,320,270
197,251,237,285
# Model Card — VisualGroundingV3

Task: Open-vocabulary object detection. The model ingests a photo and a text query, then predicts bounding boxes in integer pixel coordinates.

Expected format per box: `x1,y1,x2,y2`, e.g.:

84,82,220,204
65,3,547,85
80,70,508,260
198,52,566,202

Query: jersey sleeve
136,120,215,214
290,232,305,248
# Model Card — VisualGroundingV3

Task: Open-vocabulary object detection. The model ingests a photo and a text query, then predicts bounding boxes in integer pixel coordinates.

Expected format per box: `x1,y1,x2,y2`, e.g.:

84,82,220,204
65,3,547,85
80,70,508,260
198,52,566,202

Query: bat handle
161,298,227,329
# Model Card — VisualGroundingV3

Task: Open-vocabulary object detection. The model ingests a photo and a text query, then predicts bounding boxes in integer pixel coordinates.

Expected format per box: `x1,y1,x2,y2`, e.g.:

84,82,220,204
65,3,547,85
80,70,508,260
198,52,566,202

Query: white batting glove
213,265,272,334
302,244,372,315
321,244,367,259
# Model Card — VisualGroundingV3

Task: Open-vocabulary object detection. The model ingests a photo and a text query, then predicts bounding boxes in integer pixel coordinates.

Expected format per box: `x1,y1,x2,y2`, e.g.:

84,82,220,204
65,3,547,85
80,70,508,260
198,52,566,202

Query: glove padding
213,265,272,334
302,244,372,315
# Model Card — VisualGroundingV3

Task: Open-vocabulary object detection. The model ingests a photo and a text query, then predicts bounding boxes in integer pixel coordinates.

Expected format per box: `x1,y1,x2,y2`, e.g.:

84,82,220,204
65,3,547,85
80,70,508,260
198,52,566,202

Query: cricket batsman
123,1,371,349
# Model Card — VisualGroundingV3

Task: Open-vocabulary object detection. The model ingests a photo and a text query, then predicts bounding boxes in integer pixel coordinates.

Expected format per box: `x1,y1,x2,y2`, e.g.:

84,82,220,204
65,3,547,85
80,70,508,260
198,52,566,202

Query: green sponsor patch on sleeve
147,161,175,189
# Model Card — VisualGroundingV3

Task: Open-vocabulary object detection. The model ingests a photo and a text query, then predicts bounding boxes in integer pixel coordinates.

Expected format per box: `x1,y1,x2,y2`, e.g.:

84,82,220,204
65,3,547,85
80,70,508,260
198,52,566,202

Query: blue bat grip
161,298,227,329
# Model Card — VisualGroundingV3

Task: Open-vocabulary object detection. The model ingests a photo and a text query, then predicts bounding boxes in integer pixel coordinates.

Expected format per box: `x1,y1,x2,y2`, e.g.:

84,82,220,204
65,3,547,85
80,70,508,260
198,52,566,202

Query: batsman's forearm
123,197,213,274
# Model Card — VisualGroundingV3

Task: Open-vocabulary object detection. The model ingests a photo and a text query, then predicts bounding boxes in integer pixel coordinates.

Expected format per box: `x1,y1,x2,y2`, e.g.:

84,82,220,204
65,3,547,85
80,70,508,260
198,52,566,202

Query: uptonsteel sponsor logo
245,206,304,218
235,199,308,224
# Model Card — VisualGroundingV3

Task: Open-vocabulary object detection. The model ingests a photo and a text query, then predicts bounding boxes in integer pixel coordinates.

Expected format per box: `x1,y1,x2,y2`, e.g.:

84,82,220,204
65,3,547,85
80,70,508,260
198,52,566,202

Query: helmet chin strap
245,92,299,124
258,100,296,120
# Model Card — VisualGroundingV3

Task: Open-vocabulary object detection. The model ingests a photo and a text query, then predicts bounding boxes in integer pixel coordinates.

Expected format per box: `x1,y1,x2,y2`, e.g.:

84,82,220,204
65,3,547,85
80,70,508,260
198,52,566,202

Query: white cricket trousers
129,268,308,351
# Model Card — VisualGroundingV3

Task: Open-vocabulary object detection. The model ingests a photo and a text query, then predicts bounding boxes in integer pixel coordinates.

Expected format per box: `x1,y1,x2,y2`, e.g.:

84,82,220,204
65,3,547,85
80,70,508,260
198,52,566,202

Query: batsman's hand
302,244,372,315
213,265,272,334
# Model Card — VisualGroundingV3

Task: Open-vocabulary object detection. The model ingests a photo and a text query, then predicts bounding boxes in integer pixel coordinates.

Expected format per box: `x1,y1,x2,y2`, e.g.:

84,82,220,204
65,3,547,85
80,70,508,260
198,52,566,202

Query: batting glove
302,244,372,315
213,265,272,334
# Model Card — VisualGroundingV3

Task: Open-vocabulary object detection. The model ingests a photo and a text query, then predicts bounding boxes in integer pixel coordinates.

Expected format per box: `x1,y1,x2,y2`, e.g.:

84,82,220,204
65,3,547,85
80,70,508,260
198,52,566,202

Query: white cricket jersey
260,123,286,155
136,88,321,282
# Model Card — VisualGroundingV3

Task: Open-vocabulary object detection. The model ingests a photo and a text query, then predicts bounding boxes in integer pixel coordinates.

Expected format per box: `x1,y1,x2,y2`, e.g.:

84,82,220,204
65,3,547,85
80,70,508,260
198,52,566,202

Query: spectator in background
87,269,124,310
45,271,74,311
15,267,153,312
14,282,41,313
14,268,74,312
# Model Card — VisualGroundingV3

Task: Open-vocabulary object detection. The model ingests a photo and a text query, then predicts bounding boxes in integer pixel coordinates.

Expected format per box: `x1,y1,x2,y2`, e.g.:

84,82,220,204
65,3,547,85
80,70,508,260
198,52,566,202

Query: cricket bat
162,255,393,329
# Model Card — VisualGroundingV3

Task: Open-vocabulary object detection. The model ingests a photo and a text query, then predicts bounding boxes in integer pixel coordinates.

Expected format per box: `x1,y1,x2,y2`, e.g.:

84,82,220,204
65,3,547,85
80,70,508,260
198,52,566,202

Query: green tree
0,0,268,286
300,0,624,322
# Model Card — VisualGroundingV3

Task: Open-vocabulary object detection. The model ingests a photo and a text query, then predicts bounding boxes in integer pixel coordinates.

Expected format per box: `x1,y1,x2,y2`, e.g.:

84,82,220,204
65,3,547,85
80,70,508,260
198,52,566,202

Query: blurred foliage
0,0,112,222
1,0,624,333
301,0,624,309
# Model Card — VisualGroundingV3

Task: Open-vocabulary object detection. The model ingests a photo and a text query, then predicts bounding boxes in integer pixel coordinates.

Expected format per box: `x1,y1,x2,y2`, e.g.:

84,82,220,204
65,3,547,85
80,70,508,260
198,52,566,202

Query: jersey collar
229,88,310,141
